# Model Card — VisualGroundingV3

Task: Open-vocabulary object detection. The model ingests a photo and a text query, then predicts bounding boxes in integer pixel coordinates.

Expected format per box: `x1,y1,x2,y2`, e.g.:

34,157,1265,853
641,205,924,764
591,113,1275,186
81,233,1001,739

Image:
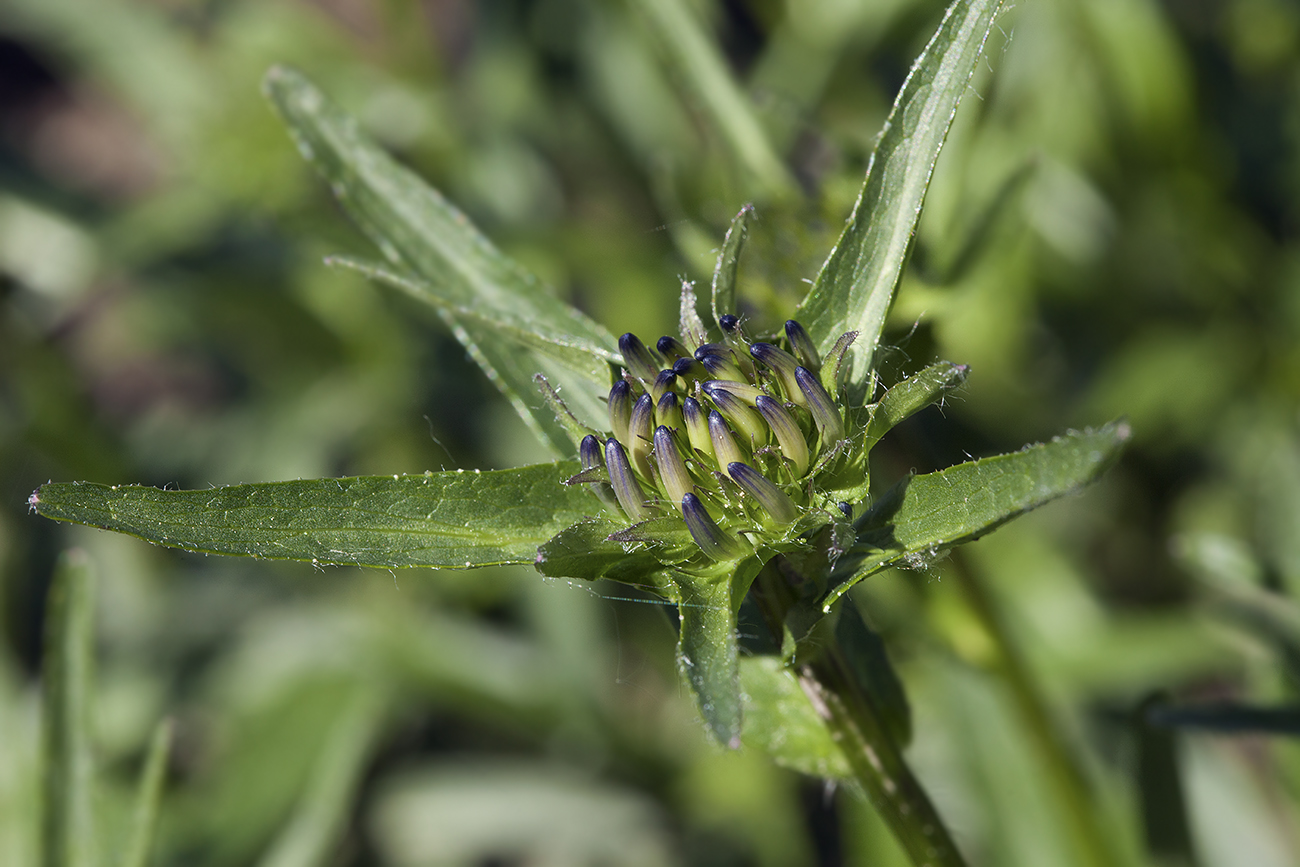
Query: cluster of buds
573,316,855,561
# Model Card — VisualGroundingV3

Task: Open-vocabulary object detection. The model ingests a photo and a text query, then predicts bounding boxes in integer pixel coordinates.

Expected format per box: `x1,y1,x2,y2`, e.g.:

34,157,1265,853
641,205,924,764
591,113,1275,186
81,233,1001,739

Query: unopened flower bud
708,410,747,468
683,397,713,458
606,438,653,521
750,342,806,407
681,492,746,561
796,366,843,440
785,320,820,370
657,335,690,361
608,380,633,443
656,391,684,432
707,388,767,445
654,426,694,504
728,462,797,524
619,332,661,382
755,396,809,476
629,393,656,479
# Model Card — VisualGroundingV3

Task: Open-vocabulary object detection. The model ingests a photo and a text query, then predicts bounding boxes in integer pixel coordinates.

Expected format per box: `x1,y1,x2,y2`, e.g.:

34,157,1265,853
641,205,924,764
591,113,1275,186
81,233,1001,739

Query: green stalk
948,550,1115,867
798,649,970,867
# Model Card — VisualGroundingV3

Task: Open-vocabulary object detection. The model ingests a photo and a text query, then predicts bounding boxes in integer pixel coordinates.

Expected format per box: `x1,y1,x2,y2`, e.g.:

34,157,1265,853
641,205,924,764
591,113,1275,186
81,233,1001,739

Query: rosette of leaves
30,1,1128,864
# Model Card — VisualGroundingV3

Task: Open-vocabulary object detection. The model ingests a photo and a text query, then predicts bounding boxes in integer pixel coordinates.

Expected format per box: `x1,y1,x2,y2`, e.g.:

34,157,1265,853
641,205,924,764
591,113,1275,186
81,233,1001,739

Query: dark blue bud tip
719,314,739,333
671,356,698,376
837,501,853,519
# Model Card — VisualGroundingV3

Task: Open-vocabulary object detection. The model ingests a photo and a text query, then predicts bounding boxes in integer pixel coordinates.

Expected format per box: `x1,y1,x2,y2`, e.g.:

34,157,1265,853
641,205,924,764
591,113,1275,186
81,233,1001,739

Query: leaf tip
27,486,40,513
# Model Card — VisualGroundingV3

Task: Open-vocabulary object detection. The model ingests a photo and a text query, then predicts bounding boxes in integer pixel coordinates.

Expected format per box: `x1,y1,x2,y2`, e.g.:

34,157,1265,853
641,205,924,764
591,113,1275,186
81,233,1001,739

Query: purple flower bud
719,314,740,333
727,462,797,524
654,426,694,504
796,366,843,440
707,388,768,444
606,438,653,521
702,379,766,404
683,397,713,458
608,380,632,443
671,356,701,379
785,320,821,369
750,342,806,407
697,352,747,384
651,369,677,401
680,492,746,561
708,410,747,468
619,332,661,382
657,335,689,361
629,393,656,479
656,391,684,431
755,396,809,476
579,434,604,470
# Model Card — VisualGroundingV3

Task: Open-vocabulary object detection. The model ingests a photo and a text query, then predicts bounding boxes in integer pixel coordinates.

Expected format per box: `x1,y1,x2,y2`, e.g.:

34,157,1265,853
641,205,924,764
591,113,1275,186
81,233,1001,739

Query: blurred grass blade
1145,702,1300,735
1136,696,1198,867
264,67,616,453
864,361,970,448
258,690,382,867
796,0,1006,401
32,463,596,570
740,657,851,779
42,549,97,867
826,421,1129,609
711,204,754,326
118,719,173,867
635,0,795,197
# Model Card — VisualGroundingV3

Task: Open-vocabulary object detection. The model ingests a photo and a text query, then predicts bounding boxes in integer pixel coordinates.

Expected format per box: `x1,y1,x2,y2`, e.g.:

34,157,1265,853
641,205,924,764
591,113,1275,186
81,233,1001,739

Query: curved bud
657,335,689,361
608,380,633,444
656,391,684,432
755,396,809,476
619,332,661,382
606,438,653,521
708,410,747,469
681,492,747,561
579,434,604,470
683,397,713,458
702,380,765,405
796,366,844,440
707,388,768,444
651,369,677,402
654,426,694,504
695,343,747,382
629,393,656,479
727,462,797,524
785,320,821,370
750,342,806,407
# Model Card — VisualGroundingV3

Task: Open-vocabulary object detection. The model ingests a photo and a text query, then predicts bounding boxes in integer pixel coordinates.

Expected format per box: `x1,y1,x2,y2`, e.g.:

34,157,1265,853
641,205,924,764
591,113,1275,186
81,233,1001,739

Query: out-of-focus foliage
2,0,1298,865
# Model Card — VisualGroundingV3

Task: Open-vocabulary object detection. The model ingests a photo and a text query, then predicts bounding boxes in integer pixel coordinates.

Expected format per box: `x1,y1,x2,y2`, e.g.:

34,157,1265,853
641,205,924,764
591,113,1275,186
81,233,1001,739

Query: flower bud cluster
578,317,851,560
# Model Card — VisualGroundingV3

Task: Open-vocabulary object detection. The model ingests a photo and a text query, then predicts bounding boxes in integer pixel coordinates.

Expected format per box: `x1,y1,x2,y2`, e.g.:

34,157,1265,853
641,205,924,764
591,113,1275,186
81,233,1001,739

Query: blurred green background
2,0,1298,865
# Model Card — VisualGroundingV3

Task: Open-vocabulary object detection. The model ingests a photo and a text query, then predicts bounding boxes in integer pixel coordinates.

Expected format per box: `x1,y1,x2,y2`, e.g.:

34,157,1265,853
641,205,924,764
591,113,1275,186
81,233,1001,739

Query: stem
798,649,971,867
948,550,1115,867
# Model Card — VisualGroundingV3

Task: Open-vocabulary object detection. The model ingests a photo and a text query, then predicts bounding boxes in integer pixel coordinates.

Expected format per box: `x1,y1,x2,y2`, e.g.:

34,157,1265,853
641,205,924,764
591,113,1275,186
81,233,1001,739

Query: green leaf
711,204,754,327
534,518,684,590
835,601,911,747
795,0,1006,401
264,67,617,454
42,549,97,867
33,463,598,570
118,719,172,867
739,657,851,779
674,569,743,748
825,421,1130,609
865,361,970,447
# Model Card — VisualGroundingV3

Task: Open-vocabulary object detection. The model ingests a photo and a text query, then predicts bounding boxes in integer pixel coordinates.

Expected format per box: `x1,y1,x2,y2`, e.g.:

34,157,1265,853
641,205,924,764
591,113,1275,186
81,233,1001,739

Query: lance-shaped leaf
264,67,617,453
534,517,688,591
674,568,744,748
31,463,596,570
740,657,852,780
824,421,1130,609
795,0,1006,401
43,550,97,867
